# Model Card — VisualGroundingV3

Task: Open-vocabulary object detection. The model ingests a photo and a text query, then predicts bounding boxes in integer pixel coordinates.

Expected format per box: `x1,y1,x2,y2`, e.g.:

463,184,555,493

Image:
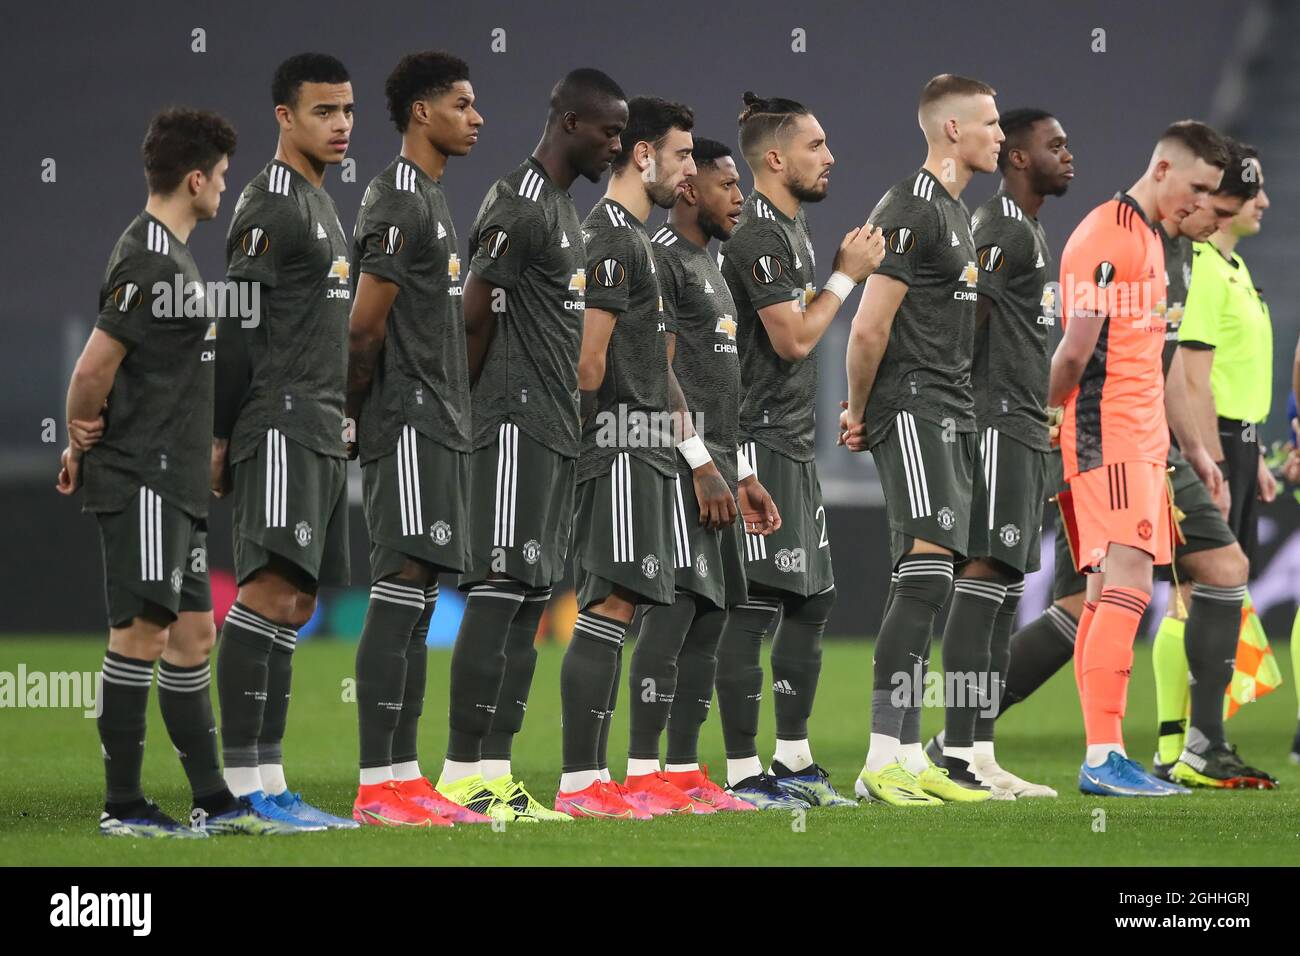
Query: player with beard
623,137,782,813
212,53,358,829
842,74,1002,806
554,96,735,819
716,92,884,809
435,69,627,823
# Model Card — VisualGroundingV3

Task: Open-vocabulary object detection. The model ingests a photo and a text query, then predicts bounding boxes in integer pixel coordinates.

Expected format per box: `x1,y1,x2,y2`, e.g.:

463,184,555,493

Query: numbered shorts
232,428,350,587
1156,444,1238,581
96,487,212,628
669,469,749,610
1062,460,1172,571
968,428,1046,574
871,411,985,568
362,425,472,583
459,422,575,590
573,452,676,608
738,441,833,598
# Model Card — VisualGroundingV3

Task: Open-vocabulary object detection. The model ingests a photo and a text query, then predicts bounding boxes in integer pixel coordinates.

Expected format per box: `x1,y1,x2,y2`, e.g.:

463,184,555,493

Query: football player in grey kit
213,53,359,829
716,92,884,809
920,107,1074,797
436,68,627,823
624,137,783,813
842,74,1003,806
347,51,494,827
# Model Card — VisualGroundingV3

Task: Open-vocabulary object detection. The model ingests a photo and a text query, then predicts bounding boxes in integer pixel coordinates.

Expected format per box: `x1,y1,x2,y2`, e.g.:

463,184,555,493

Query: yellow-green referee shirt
1178,240,1272,424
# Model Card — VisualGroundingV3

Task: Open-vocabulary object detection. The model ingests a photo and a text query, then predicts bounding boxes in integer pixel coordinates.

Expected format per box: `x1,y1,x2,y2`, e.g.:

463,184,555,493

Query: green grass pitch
2,636,1297,866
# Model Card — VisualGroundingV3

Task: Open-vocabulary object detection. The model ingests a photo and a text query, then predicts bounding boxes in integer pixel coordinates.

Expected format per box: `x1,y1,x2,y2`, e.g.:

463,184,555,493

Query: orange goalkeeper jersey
1059,192,1169,479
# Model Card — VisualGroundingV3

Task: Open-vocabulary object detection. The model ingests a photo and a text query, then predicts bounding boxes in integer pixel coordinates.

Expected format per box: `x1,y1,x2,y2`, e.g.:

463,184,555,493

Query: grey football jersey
1159,225,1193,376
650,223,741,487
719,191,820,462
864,168,978,447
971,188,1055,451
224,160,351,464
579,198,674,483
352,156,470,462
468,157,588,458
85,213,214,517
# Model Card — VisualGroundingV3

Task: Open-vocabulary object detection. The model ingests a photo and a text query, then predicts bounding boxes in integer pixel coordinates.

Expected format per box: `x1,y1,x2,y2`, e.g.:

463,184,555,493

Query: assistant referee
1179,144,1275,562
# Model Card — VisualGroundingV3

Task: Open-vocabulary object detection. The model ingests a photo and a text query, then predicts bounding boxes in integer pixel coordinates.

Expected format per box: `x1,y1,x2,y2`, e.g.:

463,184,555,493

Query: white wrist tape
736,446,755,482
677,434,712,470
822,270,856,303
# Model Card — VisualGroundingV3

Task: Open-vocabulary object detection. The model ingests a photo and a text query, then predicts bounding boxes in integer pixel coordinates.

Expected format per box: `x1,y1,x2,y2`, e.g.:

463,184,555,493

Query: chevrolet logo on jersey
564,269,586,311
952,263,979,302
715,314,737,339
205,321,217,341
447,253,461,281
801,283,816,310
329,257,350,283
1038,285,1057,326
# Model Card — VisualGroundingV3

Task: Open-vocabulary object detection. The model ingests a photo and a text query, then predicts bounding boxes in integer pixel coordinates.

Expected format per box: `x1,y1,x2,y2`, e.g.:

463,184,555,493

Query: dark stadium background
1,0,1296,639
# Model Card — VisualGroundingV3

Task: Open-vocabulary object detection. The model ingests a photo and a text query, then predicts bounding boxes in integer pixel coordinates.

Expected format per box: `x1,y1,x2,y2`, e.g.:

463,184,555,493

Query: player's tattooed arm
463,270,500,387
666,333,735,530
841,273,908,445
578,307,617,427
57,329,126,495
345,273,400,457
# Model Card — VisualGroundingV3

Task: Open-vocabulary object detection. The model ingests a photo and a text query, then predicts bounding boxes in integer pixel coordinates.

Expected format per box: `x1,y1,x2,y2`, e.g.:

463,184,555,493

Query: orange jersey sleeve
1058,198,1169,478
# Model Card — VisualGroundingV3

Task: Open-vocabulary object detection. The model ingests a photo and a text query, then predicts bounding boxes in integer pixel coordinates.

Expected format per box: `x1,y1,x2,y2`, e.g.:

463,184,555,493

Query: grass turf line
1,637,1297,866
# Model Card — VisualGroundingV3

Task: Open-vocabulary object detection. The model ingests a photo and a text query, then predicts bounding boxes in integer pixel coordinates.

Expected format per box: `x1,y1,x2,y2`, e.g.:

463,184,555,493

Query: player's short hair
692,137,733,171
272,53,350,108
611,96,695,172
996,108,1055,172
1215,139,1261,200
548,68,626,119
737,92,809,166
918,74,996,113
1157,120,1229,169
141,107,238,195
384,51,470,133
